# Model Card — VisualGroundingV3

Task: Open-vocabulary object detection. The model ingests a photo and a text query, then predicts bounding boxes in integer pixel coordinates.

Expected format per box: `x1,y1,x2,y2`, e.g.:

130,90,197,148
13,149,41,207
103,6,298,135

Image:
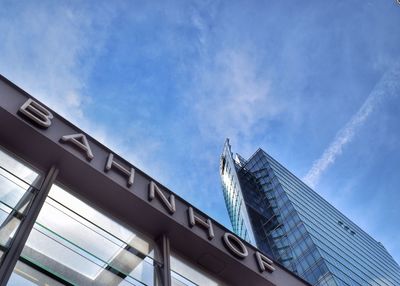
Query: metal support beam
156,234,171,286
0,166,58,286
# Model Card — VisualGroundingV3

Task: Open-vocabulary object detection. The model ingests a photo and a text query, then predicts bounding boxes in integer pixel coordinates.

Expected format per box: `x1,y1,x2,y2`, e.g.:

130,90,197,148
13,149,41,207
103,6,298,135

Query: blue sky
1,0,400,265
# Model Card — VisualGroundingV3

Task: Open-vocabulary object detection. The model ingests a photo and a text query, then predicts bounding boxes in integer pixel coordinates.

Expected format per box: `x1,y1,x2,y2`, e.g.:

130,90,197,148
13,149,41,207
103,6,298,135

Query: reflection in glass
0,149,41,188
0,147,41,264
171,253,226,286
12,184,159,286
8,260,65,286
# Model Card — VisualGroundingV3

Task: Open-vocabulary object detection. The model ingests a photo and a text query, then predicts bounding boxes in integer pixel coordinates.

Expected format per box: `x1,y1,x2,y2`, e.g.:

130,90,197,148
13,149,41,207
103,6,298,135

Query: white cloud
0,1,122,149
303,63,400,188
1,4,82,116
189,1,220,56
192,50,283,147
186,2,284,158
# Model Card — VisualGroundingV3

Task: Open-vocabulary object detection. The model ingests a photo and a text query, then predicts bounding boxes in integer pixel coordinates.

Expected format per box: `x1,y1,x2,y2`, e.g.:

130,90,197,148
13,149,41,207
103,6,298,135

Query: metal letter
148,181,176,214
60,133,94,161
105,153,135,187
19,98,53,128
222,232,248,259
188,207,214,240
255,251,275,273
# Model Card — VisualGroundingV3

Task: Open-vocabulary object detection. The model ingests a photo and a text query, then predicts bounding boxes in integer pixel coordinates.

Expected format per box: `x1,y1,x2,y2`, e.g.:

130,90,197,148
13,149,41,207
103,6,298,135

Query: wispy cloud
0,1,119,147
192,50,283,149
303,63,400,188
184,2,281,151
189,1,220,56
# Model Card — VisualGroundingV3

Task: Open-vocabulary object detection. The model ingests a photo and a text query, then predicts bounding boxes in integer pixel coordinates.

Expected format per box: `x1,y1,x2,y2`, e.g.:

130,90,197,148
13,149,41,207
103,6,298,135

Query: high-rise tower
220,139,400,286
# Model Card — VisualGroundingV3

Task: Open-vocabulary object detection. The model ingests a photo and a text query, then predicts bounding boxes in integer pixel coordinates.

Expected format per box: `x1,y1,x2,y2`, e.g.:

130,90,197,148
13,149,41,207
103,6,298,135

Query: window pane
0,149,41,188
7,260,65,286
11,184,158,286
0,147,41,262
171,253,227,286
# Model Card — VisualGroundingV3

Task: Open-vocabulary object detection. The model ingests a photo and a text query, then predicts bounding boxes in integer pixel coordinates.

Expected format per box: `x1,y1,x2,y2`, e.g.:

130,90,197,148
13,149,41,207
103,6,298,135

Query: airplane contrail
303,63,400,188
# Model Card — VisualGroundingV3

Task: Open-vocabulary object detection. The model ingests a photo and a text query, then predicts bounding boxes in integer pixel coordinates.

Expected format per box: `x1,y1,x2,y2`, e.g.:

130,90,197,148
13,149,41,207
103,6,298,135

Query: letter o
222,232,248,259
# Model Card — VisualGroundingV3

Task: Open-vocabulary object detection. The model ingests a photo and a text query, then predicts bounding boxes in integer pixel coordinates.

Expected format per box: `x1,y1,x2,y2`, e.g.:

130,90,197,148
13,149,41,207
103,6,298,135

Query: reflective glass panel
171,253,226,286
8,260,65,286
0,146,41,262
10,184,159,286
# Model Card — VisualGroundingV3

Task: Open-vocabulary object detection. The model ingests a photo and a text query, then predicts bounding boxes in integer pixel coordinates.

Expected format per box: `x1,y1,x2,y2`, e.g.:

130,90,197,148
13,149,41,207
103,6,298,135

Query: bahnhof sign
0,75,310,286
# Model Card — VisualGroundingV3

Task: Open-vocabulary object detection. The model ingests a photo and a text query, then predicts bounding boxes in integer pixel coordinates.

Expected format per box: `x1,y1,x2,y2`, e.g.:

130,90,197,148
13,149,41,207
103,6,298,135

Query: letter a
255,251,275,273
60,133,94,161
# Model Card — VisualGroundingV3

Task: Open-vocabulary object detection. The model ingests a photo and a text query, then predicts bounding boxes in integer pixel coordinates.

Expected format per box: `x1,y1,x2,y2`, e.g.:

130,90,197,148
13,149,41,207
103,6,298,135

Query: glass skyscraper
220,139,400,286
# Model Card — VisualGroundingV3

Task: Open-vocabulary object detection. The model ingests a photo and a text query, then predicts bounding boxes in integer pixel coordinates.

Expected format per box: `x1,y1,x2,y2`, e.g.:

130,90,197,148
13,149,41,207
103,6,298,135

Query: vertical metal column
156,234,172,286
0,166,58,286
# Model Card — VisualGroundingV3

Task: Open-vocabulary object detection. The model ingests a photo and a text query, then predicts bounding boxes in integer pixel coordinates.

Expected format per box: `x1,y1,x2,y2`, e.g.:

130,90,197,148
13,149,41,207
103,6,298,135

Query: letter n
148,181,176,214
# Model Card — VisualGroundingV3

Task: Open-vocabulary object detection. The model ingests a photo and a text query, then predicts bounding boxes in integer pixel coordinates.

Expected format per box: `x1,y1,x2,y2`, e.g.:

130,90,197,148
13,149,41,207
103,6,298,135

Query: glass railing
9,260,66,286
171,270,199,286
0,166,40,264
170,254,226,286
10,184,160,286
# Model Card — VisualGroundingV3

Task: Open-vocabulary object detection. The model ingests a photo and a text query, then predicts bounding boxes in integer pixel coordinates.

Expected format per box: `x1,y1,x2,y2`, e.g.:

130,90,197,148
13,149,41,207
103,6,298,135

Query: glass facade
0,143,227,286
170,253,226,286
220,140,400,286
0,147,42,264
220,143,256,246
0,145,159,286
8,184,158,286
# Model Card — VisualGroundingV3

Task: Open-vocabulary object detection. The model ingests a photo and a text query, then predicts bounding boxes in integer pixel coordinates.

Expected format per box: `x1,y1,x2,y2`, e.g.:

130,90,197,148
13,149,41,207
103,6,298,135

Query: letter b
19,99,53,128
